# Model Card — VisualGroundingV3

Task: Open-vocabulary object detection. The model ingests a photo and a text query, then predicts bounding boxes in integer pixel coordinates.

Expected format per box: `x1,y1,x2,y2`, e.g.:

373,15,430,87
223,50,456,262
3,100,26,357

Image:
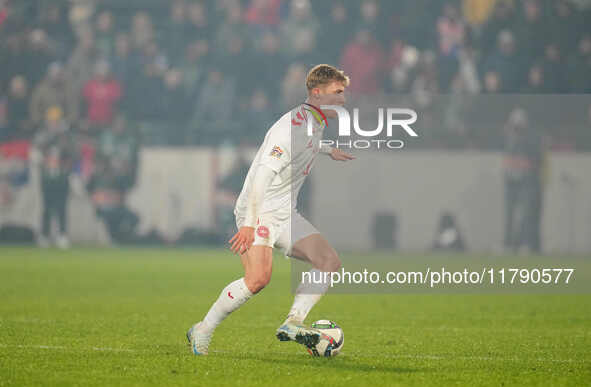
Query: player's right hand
228,226,255,255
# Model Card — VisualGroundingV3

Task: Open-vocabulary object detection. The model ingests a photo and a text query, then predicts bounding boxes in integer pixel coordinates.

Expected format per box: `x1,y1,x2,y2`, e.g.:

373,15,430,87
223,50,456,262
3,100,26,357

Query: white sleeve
259,116,291,173
319,144,333,155
243,164,276,228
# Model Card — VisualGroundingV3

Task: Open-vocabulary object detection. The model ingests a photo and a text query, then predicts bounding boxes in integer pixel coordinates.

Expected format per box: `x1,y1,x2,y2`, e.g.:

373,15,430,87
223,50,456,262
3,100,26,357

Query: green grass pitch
0,247,590,386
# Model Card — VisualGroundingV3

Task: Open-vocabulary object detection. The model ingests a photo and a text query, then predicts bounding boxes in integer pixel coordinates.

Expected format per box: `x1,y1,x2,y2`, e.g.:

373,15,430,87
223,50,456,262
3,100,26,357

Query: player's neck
303,100,327,125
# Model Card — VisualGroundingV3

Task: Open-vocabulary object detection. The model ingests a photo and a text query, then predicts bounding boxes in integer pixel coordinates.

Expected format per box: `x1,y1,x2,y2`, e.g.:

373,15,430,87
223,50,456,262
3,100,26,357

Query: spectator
578,104,591,151
130,11,154,51
68,1,94,31
111,33,134,85
549,0,580,55
358,0,388,46
126,48,166,122
37,3,74,58
65,26,97,120
503,108,544,253
479,1,515,59
82,60,122,127
0,145,29,209
163,0,188,64
186,2,212,42
218,35,257,97
0,31,25,88
86,156,138,243
243,88,274,144
0,96,6,142
0,0,588,155
30,62,75,127
483,71,501,93
215,1,248,58
319,1,351,66
397,0,440,49
244,0,281,34
33,106,76,248
522,64,547,94
462,0,498,27
75,130,96,181
515,0,546,68
388,43,419,93
253,32,285,99
539,43,565,93
98,115,138,190
178,40,209,105
65,27,96,90
22,29,56,86
0,0,7,31
161,69,189,144
135,40,168,74
482,30,523,92
455,47,481,94
437,3,465,56
215,151,251,239
438,53,460,93
340,29,385,96
436,3,464,91
189,70,237,145
5,75,33,139
280,0,319,63
327,3,353,61
566,35,591,93
94,10,116,59
411,51,439,108
280,62,307,110
431,212,465,252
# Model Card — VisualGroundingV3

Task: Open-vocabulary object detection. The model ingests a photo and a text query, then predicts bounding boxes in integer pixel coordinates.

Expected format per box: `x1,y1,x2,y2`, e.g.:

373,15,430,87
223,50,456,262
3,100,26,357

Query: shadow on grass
215,352,424,374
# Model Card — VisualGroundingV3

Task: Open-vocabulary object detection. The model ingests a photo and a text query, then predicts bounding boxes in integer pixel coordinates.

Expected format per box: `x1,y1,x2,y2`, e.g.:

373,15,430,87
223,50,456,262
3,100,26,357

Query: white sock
202,278,253,334
286,269,330,324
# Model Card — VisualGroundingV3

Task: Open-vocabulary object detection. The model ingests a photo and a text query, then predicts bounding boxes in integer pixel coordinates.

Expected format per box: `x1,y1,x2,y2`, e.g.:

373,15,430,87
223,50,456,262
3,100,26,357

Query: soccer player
187,64,354,355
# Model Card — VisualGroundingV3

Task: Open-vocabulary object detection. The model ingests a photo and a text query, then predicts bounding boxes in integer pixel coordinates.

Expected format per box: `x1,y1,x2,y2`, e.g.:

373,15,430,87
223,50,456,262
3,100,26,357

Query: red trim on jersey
303,102,327,125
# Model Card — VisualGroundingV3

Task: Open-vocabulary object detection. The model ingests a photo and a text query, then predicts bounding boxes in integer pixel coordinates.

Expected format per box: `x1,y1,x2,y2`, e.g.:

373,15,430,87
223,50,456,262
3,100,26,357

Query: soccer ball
307,320,344,357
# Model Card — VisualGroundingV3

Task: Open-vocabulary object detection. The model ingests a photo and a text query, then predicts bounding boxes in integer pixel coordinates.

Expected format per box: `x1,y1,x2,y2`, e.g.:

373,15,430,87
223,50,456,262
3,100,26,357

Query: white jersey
234,103,327,217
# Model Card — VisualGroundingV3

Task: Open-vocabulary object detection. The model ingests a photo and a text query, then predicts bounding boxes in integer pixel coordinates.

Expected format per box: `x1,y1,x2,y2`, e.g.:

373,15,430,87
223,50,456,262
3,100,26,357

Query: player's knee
317,250,341,273
324,256,342,273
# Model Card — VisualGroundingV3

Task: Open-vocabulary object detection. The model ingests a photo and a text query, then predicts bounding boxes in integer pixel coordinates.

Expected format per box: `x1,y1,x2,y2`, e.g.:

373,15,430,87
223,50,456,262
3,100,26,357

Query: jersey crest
270,145,284,159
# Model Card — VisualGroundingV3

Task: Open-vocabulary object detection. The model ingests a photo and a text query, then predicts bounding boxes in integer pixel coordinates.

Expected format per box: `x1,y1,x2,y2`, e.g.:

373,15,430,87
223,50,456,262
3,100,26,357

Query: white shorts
235,210,319,257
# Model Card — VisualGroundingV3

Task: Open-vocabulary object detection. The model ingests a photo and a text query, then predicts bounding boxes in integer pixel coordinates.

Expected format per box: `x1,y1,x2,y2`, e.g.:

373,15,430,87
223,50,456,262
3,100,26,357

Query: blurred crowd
0,0,589,247
1,0,590,148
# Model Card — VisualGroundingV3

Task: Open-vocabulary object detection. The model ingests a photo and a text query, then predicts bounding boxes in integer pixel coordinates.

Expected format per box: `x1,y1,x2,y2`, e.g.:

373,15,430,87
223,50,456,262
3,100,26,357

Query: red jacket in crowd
340,41,386,95
82,78,122,126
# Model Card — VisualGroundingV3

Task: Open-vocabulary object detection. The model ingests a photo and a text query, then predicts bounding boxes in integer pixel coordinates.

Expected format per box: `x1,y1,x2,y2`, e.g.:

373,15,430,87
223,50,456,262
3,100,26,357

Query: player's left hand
329,148,355,161
228,226,255,255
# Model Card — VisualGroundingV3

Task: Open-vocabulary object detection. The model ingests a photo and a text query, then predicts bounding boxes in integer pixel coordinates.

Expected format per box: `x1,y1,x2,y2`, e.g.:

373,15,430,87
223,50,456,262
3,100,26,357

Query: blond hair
305,64,350,91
